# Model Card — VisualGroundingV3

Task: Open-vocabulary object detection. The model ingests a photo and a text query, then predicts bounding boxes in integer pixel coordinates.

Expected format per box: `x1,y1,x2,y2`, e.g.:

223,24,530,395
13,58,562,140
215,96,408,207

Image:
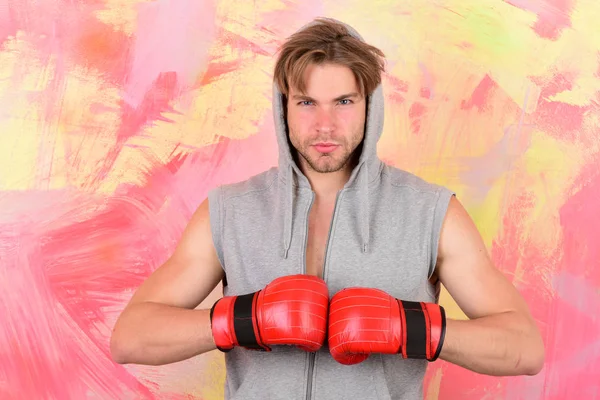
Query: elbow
109,305,141,364
518,330,545,376
521,353,544,376
109,331,130,364
110,318,138,365
525,340,545,376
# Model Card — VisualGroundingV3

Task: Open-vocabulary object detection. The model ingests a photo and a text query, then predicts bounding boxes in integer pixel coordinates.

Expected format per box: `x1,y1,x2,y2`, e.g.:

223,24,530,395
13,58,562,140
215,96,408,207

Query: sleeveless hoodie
207,18,455,400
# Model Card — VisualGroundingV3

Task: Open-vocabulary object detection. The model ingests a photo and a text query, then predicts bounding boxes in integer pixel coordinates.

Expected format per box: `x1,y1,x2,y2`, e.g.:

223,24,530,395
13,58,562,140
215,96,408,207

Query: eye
298,100,313,106
339,99,353,105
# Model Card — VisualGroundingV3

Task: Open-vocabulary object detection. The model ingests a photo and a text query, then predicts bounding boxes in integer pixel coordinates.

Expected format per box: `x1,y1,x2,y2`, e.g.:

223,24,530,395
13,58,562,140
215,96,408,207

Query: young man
110,18,544,400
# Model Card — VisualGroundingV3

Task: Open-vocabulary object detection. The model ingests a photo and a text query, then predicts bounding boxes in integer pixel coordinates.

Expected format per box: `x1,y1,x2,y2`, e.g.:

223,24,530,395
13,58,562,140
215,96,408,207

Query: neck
298,150,361,198
303,167,352,198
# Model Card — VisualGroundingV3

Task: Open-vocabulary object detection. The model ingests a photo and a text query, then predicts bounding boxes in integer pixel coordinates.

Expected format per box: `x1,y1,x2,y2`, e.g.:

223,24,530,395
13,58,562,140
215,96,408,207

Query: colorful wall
1,0,599,399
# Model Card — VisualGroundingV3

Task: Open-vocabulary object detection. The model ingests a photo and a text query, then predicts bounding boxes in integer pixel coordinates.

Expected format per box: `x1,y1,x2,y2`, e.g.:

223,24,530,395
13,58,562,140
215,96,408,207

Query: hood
272,18,385,259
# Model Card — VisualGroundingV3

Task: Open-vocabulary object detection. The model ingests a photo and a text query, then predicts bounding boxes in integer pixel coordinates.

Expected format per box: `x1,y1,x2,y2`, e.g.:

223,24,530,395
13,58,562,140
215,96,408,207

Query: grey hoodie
207,18,455,400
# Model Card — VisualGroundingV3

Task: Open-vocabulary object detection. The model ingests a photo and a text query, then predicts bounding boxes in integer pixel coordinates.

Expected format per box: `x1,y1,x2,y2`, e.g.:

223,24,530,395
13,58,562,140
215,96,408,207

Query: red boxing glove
328,287,446,365
210,275,329,352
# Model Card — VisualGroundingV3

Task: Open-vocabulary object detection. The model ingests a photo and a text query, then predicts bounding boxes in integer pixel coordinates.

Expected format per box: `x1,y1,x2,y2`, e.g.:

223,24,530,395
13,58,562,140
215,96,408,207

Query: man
110,18,544,399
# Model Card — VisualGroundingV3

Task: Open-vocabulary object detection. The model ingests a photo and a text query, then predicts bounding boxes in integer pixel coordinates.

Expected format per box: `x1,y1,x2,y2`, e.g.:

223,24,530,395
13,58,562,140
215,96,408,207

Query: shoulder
382,164,454,200
208,167,279,205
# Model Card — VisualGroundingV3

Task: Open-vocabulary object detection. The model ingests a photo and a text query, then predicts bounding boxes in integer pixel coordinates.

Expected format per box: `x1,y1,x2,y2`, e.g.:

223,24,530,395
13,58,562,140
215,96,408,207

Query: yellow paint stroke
426,366,444,400
0,33,55,190
94,0,154,35
52,65,122,192
142,56,273,148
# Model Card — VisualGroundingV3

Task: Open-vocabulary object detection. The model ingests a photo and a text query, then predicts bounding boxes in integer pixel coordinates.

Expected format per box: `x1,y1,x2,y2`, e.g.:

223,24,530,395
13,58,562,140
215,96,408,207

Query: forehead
291,63,360,98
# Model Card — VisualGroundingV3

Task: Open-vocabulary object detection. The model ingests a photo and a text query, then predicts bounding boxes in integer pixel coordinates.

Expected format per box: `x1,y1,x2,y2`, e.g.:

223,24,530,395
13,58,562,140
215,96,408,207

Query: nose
316,107,335,133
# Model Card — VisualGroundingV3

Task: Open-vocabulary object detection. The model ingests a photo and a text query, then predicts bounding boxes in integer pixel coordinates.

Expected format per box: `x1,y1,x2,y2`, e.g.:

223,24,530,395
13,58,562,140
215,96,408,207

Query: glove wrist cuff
210,292,270,353
210,297,235,352
398,300,446,361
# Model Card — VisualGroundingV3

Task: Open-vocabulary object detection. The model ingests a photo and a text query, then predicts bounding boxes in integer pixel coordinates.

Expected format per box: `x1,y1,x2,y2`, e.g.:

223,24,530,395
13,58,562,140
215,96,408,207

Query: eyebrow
291,92,361,102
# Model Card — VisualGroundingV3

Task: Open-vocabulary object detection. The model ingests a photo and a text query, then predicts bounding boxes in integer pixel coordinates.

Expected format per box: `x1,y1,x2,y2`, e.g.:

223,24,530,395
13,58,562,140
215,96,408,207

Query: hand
210,274,329,352
327,287,446,365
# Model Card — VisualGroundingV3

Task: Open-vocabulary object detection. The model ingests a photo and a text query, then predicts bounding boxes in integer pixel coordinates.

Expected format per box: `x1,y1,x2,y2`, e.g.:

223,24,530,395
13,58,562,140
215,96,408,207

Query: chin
311,159,347,173
298,148,351,173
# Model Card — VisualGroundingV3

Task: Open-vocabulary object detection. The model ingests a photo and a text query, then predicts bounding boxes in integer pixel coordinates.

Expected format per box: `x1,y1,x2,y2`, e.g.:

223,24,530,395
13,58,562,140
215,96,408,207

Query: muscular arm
434,196,545,376
110,198,224,365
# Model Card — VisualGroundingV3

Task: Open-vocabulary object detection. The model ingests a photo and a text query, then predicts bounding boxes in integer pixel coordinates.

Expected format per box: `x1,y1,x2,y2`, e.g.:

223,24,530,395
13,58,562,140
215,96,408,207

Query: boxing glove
210,274,329,352
328,287,446,365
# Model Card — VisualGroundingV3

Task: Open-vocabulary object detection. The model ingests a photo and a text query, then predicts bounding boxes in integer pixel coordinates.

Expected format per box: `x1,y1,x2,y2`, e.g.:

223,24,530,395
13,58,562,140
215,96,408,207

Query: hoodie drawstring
282,163,293,259
273,19,382,261
360,162,370,253
282,161,371,258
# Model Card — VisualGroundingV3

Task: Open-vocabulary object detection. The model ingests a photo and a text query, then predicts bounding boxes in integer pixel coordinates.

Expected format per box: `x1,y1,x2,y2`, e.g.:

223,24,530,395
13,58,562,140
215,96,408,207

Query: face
287,63,366,174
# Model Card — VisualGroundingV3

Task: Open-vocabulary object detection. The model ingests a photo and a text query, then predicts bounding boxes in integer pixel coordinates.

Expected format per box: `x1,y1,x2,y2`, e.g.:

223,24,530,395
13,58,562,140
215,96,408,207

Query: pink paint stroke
504,0,575,40
531,71,591,143
0,0,13,47
506,153,600,399
123,0,217,109
428,152,600,399
0,106,279,398
458,74,535,203
257,0,325,49
461,74,496,112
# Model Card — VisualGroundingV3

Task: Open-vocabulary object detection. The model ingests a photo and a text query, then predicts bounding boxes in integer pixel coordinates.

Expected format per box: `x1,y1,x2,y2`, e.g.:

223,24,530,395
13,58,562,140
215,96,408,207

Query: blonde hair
274,18,385,98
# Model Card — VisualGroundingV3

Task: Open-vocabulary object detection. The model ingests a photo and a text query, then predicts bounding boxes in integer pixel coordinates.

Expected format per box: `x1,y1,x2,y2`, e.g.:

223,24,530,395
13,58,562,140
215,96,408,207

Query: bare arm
434,196,545,376
110,198,224,365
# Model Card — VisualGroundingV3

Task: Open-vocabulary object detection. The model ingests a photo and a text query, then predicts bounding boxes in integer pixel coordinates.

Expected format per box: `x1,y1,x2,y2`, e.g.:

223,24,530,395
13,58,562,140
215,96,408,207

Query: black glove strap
401,300,428,359
233,291,269,351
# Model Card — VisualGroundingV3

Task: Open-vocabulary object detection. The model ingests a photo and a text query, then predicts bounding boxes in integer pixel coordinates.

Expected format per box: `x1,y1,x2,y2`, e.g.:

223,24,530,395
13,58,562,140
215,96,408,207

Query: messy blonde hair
274,18,385,99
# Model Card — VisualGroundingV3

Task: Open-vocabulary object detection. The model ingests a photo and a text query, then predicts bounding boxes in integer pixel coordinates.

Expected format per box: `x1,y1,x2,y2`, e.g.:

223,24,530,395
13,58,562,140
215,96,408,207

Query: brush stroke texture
1,0,599,398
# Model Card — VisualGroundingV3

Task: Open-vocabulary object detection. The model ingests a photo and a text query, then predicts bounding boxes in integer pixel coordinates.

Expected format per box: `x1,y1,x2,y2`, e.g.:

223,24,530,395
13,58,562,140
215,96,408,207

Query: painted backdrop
1,0,599,399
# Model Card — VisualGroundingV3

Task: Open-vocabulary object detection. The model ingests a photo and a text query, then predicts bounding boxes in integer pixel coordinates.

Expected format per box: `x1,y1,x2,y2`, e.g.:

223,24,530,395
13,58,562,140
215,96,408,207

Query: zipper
306,353,315,400
303,192,315,275
321,190,342,281
304,191,315,400
305,190,343,400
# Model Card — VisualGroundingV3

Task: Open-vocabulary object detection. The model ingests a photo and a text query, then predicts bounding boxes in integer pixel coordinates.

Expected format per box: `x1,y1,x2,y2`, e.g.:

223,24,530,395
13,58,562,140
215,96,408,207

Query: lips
313,143,339,153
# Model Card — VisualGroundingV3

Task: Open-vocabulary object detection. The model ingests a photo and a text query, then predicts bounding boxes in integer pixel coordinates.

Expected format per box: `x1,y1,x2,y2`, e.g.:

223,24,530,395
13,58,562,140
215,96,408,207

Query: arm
109,198,224,366
434,195,545,376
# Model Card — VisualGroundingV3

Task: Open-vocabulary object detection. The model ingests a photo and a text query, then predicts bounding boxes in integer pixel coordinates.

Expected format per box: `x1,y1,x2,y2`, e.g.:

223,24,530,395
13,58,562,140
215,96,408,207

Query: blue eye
299,101,313,106
339,99,352,105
